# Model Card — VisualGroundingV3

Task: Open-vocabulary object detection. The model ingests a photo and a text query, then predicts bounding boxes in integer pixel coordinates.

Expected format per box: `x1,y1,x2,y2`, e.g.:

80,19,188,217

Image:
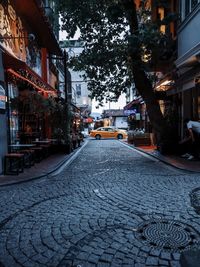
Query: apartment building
59,40,92,118
175,1,200,123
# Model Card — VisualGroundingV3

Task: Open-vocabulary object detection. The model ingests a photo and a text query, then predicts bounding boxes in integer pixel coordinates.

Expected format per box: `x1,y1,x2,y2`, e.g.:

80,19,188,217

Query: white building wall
176,4,200,67
66,43,92,111
114,117,128,129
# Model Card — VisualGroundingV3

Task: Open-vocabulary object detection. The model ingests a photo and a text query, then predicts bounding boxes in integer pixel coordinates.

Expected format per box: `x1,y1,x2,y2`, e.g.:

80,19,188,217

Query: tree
57,0,178,153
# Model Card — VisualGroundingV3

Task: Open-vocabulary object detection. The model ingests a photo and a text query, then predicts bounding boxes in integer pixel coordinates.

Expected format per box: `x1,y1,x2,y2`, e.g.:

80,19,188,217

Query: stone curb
120,140,200,173
0,140,89,187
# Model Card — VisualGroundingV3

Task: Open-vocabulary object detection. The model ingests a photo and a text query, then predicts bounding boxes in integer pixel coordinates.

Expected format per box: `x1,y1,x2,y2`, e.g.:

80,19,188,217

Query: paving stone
172,252,181,261
149,249,161,257
160,252,172,261
0,140,199,267
97,262,111,267
159,259,169,266
100,253,113,262
146,256,159,265
88,254,100,264
141,246,151,253
170,261,181,267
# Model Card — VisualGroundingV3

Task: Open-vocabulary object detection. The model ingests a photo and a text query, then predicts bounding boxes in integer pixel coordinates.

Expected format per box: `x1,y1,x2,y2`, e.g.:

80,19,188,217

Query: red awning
84,117,93,123
3,52,57,96
124,97,143,110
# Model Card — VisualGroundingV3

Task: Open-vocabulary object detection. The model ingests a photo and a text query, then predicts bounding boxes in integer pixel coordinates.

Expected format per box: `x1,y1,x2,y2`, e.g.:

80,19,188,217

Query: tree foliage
57,0,178,151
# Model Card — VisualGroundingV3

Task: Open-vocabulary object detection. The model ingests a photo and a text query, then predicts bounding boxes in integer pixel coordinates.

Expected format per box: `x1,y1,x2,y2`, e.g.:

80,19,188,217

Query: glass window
107,128,114,132
184,0,199,18
8,84,19,144
185,0,190,16
76,84,81,98
191,0,198,9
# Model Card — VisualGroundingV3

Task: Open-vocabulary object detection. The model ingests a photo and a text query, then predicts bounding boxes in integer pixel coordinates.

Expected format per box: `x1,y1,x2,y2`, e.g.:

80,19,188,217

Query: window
107,128,114,132
191,0,198,9
76,84,81,98
184,0,199,18
157,7,166,33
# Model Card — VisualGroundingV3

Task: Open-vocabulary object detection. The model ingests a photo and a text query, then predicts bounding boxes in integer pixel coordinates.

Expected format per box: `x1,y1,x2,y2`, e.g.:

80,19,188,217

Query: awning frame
3,52,57,97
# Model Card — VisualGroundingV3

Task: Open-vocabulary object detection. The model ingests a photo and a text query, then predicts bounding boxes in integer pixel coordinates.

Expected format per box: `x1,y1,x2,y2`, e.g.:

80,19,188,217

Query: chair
19,150,35,167
4,153,24,175
30,147,43,162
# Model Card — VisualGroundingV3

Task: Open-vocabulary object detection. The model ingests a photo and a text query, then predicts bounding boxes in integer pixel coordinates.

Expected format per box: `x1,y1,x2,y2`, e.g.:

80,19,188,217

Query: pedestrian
183,118,200,160
77,132,82,147
178,127,192,158
72,131,77,150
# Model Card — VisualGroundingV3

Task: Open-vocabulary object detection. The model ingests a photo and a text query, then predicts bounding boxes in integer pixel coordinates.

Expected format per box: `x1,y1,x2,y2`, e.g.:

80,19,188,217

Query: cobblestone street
0,140,200,267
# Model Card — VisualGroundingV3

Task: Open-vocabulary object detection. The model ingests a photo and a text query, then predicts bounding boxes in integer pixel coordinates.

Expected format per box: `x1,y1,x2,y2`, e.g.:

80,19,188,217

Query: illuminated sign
0,85,6,109
124,109,137,116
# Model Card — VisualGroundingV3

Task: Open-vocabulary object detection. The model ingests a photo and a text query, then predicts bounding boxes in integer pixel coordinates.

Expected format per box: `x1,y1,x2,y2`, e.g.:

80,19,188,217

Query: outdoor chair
4,153,24,175
30,147,44,162
18,149,35,167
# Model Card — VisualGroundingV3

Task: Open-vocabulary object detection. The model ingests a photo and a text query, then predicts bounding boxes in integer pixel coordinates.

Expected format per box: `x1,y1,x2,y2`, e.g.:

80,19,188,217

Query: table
10,144,36,149
32,140,51,144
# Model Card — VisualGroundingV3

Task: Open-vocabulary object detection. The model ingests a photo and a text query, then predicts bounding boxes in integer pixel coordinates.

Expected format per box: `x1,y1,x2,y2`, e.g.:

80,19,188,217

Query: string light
7,68,57,97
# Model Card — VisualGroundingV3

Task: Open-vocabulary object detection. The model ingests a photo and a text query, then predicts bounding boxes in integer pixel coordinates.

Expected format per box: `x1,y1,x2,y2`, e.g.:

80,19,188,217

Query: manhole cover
135,219,200,252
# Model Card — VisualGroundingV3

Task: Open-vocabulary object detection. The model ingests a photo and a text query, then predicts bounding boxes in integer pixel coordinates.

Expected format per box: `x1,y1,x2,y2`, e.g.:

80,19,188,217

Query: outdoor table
10,144,36,148
47,139,58,144
32,140,51,144
9,144,36,151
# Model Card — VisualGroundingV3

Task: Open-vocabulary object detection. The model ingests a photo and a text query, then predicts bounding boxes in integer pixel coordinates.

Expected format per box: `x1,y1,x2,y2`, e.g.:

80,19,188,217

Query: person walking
184,118,200,160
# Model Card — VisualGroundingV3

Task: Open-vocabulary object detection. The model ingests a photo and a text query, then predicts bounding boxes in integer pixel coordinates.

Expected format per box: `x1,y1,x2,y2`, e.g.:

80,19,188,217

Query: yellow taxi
90,127,127,140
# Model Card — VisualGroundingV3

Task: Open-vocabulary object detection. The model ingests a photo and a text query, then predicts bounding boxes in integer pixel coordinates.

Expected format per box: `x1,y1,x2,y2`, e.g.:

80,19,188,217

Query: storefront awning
3,52,57,96
123,97,143,110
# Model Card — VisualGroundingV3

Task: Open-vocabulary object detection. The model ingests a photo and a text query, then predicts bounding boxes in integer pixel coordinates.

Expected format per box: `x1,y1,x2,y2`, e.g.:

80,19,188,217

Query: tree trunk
121,0,177,153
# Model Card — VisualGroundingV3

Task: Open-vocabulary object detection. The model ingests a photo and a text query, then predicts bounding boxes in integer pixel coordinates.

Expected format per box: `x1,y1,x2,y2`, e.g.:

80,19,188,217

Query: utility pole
63,50,68,103
62,49,71,152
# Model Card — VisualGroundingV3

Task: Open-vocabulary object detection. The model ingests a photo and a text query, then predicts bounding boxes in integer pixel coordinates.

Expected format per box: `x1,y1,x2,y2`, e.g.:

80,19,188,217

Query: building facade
60,40,92,117
155,0,200,137
175,1,200,127
0,0,62,174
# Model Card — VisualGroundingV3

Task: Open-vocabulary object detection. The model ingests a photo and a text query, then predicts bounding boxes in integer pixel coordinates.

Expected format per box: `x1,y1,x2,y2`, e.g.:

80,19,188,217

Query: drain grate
135,219,200,252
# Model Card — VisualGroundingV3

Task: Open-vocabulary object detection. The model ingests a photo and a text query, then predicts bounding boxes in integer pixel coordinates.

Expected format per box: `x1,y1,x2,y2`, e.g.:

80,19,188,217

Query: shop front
0,0,62,173
0,52,7,174
4,54,57,146
124,97,147,130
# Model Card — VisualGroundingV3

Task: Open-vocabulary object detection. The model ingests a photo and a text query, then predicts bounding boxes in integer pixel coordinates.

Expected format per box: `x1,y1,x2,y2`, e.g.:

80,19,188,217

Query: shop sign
0,2,26,61
124,109,137,116
0,85,6,110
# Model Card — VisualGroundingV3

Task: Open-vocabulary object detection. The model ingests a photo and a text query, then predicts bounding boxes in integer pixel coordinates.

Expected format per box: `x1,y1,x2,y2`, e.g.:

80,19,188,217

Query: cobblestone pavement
0,140,200,267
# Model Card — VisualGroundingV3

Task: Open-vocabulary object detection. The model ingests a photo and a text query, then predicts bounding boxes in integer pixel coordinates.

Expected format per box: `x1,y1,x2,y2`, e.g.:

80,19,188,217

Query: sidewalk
0,141,87,186
1,139,200,187
123,141,200,173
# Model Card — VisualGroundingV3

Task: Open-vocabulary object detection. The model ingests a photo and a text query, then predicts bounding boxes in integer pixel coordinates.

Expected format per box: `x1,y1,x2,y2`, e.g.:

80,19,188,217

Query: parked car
90,127,127,140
